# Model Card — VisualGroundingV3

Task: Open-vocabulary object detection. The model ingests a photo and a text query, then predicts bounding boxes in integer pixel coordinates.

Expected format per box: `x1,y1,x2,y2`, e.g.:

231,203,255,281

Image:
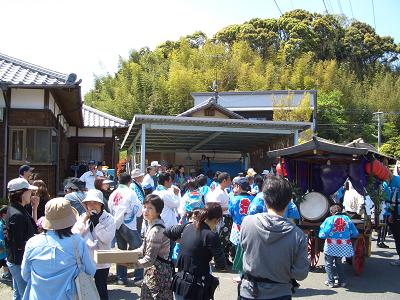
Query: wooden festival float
268,136,394,275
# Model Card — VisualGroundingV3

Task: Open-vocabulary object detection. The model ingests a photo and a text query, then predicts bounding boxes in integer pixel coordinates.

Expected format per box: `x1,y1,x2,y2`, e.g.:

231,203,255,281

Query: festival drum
300,192,330,222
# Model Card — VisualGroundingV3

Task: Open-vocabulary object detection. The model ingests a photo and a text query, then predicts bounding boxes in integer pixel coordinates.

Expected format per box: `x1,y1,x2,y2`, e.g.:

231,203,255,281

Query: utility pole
373,111,384,150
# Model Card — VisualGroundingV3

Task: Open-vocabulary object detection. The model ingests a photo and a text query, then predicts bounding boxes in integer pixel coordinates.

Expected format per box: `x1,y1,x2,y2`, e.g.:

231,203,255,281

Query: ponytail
192,202,223,230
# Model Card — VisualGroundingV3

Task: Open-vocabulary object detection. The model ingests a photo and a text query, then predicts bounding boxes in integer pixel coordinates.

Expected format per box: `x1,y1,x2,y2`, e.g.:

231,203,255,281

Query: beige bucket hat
42,198,79,230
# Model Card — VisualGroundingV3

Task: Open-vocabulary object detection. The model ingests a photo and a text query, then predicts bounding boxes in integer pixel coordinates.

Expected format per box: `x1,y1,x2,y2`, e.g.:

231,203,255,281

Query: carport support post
140,124,146,172
132,141,136,169
294,129,299,145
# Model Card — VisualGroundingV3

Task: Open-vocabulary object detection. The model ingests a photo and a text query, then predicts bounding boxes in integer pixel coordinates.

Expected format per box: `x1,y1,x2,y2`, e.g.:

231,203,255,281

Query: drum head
300,192,329,222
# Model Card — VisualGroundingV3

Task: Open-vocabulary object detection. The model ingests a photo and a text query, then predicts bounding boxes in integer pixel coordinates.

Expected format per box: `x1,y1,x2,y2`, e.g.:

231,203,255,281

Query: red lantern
276,159,288,177
364,160,390,181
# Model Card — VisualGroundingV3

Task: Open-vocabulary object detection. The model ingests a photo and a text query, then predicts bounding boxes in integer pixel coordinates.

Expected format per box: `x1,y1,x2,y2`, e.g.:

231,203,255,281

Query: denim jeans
115,224,144,282
7,262,26,300
324,254,344,284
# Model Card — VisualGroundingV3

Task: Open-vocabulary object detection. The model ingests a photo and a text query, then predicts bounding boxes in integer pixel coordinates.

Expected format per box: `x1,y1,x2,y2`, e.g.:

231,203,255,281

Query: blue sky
1,0,399,94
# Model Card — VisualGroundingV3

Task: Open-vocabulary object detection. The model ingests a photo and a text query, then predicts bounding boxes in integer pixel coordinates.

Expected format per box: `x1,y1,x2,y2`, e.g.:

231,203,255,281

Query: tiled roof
177,97,245,119
82,104,128,128
0,53,72,85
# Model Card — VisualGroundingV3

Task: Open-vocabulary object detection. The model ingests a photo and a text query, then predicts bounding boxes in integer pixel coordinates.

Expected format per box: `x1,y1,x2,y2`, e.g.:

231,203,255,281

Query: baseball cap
232,176,241,185
131,168,145,178
262,170,270,175
96,161,103,166
8,178,38,192
150,161,161,167
88,160,96,165
19,165,34,175
237,177,251,192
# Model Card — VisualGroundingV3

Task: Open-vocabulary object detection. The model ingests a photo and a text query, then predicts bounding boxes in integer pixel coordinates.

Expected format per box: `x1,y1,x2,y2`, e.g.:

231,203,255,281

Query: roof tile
0,53,69,85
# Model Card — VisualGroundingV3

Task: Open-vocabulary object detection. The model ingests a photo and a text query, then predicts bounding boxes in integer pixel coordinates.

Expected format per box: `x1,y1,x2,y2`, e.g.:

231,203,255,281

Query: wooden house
0,53,127,197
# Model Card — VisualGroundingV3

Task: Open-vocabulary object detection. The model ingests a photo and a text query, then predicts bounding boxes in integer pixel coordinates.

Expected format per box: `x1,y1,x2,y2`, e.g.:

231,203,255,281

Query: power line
322,0,329,13
337,0,344,15
327,0,335,14
273,0,283,15
348,0,354,18
371,0,376,30
290,0,294,10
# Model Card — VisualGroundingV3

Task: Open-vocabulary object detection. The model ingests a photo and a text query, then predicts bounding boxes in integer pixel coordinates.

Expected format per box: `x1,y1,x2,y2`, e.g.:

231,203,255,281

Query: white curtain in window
79,144,104,163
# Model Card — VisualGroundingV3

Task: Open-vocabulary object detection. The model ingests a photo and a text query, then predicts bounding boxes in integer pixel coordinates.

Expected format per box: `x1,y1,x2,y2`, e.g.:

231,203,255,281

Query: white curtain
79,144,103,163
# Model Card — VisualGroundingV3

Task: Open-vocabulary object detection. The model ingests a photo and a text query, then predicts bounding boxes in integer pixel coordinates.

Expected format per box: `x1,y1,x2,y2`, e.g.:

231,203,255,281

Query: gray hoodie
240,213,309,299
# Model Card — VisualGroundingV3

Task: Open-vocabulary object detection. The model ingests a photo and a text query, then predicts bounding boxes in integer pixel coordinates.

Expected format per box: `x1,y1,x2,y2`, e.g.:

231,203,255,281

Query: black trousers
388,220,400,258
95,268,110,300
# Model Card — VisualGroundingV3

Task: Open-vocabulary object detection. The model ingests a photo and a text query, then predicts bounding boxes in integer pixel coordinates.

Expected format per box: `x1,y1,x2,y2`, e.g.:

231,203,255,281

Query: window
11,129,25,161
78,143,104,163
9,127,57,164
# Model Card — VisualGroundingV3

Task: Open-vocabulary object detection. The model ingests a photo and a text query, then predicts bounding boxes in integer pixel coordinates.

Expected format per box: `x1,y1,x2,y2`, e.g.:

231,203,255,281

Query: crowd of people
0,160,399,300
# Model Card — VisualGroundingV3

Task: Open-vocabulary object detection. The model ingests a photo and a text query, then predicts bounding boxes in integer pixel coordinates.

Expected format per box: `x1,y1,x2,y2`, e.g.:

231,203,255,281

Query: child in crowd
0,206,11,281
319,204,359,288
178,179,204,223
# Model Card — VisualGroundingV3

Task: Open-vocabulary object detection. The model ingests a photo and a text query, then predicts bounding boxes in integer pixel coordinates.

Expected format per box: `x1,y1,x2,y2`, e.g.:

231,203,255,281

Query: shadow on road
109,289,139,300
294,288,337,297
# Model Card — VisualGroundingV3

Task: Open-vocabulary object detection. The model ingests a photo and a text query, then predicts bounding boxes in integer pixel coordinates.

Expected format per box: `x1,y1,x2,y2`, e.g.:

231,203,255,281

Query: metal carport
120,114,312,171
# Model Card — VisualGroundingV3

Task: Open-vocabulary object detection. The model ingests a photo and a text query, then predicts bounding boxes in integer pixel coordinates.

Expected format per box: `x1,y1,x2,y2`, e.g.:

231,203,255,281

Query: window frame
8,126,57,165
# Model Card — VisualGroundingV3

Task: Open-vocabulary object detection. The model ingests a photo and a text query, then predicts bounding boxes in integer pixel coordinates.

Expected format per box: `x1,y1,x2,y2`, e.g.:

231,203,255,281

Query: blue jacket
183,189,205,213
318,214,359,257
229,193,255,225
383,177,400,219
248,193,300,220
0,219,6,260
21,232,96,300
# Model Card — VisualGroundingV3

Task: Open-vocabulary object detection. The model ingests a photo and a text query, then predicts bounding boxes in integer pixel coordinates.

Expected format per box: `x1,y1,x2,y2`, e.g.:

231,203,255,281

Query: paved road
1,232,399,299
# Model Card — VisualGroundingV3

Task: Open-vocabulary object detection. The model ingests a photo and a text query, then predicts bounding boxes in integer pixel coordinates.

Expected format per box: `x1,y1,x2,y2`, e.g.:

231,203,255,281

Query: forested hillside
85,9,400,151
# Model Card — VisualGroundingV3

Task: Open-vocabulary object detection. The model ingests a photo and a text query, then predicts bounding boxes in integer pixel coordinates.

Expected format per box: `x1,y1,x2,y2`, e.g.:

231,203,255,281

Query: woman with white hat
73,189,115,300
21,197,96,300
6,178,39,300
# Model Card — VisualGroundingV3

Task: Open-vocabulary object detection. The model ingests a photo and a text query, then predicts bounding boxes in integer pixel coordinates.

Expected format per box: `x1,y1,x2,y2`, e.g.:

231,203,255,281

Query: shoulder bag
73,238,100,300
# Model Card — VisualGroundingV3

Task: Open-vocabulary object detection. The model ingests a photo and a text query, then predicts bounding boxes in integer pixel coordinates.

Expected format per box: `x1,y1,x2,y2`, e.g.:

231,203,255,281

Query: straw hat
42,198,79,230
247,168,257,177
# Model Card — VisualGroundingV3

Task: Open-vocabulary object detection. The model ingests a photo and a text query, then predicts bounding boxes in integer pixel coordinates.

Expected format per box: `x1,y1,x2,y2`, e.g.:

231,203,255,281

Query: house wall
8,108,57,127
191,110,230,119
0,118,5,198
10,89,44,109
192,91,316,109
6,165,57,197
77,128,104,137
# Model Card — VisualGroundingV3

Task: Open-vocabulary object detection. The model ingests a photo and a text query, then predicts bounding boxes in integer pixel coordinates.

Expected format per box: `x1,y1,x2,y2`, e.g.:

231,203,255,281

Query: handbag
73,239,100,300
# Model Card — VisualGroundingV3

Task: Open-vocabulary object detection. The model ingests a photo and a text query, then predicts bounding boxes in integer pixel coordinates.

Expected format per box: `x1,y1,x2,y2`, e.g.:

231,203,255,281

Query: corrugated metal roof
82,104,128,128
177,97,245,119
0,53,71,85
121,114,312,150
